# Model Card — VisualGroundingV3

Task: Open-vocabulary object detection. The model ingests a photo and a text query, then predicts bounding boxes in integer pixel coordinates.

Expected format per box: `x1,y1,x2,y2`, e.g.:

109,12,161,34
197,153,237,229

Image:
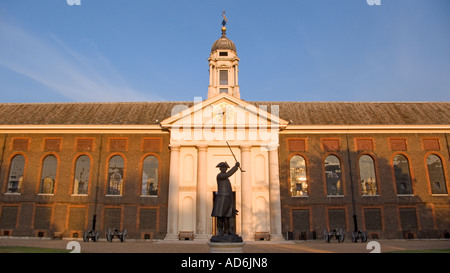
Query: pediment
160,93,288,129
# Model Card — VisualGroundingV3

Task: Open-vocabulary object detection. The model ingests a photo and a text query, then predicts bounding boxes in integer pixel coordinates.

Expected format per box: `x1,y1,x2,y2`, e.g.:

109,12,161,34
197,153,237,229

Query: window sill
71,194,88,197
327,195,344,198
431,194,448,196
38,193,54,196
140,195,158,198
105,194,122,197
291,195,308,198
4,192,21,195
362,195,380,197
397,194,414,197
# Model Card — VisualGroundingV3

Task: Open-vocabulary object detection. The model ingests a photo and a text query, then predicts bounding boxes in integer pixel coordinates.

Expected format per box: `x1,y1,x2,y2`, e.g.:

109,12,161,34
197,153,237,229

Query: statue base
208,242,246,253
209,233,243,243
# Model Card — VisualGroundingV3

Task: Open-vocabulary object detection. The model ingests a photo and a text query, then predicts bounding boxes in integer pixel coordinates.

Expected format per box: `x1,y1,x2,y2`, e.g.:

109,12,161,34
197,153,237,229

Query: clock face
213,102,235,123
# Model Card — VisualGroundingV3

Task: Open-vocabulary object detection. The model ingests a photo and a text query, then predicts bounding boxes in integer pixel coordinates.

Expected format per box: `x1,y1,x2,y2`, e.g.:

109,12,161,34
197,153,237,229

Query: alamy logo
367,0,381,5
67,0,81,5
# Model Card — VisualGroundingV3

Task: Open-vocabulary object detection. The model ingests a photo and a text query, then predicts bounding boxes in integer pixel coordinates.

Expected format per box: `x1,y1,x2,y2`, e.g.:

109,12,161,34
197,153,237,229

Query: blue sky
0,0,449,103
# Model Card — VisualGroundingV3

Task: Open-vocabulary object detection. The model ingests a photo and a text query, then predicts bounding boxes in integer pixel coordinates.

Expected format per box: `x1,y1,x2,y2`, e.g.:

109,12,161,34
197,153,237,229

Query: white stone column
209,65,212,86
267,145,284,240
195,144,209,240
165,144,181,240
240,145,253,240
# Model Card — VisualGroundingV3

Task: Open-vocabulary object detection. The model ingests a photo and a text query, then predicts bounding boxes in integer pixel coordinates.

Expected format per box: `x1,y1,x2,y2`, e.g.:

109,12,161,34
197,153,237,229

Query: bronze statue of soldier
210,161,243,242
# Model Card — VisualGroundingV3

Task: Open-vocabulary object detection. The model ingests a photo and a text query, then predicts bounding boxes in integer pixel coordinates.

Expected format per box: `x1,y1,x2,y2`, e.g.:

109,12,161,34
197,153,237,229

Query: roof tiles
0,101,448,126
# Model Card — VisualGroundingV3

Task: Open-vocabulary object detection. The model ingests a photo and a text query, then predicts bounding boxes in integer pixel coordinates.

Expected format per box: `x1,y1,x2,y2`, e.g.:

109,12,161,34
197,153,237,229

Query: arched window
393,154,412,195
359,155,378,196
325,155,343,196
141,155,159,196
40,155,57,194
73,155,91,195
107,155,124,195
290,155,307,196
7,154,25,193
427,154,448,194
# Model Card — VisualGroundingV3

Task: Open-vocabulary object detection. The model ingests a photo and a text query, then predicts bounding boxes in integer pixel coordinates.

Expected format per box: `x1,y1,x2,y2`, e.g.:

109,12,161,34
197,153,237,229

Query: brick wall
280,133,450,239
0,133,170,239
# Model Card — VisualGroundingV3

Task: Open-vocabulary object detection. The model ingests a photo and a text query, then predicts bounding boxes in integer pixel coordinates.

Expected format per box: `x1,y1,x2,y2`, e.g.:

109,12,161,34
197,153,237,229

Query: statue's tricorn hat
216,162,230,168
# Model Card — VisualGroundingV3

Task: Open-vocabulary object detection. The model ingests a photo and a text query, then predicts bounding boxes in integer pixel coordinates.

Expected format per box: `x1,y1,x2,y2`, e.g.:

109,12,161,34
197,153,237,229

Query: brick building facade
0,132,171,239
0,24,449,241
279,132,450,239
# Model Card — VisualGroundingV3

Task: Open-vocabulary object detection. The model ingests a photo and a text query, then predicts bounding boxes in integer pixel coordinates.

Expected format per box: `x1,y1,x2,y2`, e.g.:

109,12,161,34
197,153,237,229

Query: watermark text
367,0,381,6
67,0,81,6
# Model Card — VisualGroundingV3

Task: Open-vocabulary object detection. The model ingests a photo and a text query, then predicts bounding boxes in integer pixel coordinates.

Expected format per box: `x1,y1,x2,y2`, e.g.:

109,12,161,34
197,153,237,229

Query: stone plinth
208,242,246,253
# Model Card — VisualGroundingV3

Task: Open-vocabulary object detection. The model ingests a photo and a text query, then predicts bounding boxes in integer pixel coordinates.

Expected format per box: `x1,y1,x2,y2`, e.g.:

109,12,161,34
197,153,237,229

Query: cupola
207,12,240,99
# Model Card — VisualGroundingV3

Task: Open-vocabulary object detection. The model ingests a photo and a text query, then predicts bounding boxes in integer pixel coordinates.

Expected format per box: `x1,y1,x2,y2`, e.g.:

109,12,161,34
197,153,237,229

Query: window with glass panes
427,154,447,194
359,155,378,196
142,156,159,196
7,154,25,193
290,155,308,196
325,155,343,196
107,155,124,195
73,155,90,195
393,154,413,195
40,155,57,194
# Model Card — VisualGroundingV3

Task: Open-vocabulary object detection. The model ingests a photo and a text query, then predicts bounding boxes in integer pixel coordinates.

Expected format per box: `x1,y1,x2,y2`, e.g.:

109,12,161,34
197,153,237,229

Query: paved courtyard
0,237,449,253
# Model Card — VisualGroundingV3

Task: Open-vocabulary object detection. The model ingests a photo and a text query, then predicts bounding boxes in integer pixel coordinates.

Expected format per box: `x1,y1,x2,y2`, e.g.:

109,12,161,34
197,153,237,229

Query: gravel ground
0,237,449,253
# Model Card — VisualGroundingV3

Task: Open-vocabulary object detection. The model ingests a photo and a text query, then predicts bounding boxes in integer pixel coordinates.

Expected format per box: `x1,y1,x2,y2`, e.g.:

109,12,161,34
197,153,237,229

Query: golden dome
211,27,236,53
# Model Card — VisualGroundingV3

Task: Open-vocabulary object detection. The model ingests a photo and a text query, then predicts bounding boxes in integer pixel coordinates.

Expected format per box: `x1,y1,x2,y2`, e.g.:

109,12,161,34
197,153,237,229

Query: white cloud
0,20,164,102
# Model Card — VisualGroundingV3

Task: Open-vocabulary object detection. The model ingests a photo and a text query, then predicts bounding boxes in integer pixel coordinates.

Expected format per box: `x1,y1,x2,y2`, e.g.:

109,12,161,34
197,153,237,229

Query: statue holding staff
210,161,243,242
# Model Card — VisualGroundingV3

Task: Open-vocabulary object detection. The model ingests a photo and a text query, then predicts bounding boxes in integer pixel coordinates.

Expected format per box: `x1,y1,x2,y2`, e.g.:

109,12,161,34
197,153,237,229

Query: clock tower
207,12,240,99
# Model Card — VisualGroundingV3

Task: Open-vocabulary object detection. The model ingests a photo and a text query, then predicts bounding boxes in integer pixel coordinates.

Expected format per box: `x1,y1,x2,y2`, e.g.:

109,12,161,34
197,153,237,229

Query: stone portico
161,93,288,241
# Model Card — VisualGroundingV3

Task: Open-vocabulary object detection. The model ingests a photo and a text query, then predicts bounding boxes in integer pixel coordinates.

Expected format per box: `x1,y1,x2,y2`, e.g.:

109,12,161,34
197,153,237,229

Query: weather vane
222,10,228,27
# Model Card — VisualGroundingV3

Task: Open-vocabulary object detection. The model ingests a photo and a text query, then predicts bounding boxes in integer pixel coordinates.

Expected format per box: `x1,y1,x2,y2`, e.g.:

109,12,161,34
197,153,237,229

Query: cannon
106,227,127,242
351,230,368,243
83,230,100,242
323,228,345,243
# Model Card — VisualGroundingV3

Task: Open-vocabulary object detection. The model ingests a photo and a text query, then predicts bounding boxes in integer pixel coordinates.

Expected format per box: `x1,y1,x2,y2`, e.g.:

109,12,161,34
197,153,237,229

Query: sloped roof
253,101,450,126
0,101,449,126
0,102,193,125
